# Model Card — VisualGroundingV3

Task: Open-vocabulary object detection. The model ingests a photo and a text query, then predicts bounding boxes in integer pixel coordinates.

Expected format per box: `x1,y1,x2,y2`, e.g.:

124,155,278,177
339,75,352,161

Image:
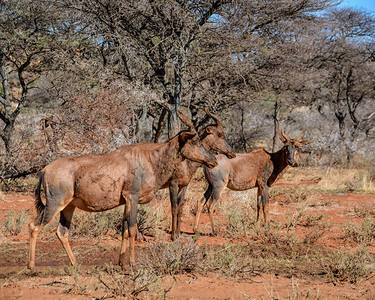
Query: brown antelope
28,111,217,270
161,108,236,240
193,129,312,235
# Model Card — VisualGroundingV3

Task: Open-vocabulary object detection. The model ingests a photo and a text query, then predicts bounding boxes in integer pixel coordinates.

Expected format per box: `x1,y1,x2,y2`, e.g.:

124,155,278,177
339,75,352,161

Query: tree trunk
168,68,182,138
168,104,180,138
135,104,150,143
154,108,167,143
272,100,281,152
239,105,248,152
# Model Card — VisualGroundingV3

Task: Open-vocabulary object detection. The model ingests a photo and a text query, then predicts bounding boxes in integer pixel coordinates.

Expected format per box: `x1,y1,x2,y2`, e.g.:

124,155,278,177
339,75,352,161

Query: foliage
71,208,122,238
204,244,260,277
3,209,29,236
344,217,375,246
137,205,158,237
99,264,161,298
322,247,374,283
142,238,202,275
1,0,375,184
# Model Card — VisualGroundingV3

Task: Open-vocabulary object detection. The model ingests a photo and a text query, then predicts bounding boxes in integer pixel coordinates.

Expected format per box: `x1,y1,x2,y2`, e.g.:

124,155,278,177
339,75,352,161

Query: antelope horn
279,128,290,142
295,130,306,141
204,107,221,126
177,110,196,133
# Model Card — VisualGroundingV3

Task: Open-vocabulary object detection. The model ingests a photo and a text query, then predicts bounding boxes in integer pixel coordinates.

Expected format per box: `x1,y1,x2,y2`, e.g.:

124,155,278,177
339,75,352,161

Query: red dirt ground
1,181,375,299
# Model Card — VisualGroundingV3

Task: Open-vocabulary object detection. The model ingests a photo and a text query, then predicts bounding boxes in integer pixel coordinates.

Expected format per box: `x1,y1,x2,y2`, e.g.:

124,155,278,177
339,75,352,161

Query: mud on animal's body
27,110,218,270
193,129,312,235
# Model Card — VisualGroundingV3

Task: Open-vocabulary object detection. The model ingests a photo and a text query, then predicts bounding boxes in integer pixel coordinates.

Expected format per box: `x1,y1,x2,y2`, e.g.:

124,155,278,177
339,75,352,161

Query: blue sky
341,0,375,13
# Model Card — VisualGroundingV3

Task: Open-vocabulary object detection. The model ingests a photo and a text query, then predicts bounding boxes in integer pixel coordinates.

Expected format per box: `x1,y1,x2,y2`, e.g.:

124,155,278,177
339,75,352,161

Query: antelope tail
34,171,45,215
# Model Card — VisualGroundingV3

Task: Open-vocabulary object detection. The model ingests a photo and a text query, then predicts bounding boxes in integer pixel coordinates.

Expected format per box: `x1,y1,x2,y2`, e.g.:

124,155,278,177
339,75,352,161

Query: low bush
270,186,313,204
3,209,29,236
142,237,202,275
99,264,160,298
344,217,375,246
322,247,374,283
137,205,158,237
204,244,260,276
71,208,123,238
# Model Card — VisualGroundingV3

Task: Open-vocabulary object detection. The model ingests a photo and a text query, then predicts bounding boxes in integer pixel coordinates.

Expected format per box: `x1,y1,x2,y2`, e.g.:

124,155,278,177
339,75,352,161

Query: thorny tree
309,7,375,163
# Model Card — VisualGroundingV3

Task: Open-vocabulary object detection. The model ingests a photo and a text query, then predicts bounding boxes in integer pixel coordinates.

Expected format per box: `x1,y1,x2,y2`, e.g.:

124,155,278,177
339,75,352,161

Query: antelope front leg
256,189,261,226
119,204,130,267
127,206,138,265
262,185,270,224
207,200,217,236
176,187,187,239
169,178,179,241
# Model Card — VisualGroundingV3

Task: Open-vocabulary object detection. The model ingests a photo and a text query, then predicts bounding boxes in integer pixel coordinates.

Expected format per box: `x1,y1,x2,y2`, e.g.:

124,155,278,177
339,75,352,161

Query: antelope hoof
171,232,179,241
118,254,127,268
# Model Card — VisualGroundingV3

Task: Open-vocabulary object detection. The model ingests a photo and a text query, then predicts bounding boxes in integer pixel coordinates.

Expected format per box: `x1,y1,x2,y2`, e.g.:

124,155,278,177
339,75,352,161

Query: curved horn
295,130,306,141
204,107,221,127
177,110,196,133
278,128,290,142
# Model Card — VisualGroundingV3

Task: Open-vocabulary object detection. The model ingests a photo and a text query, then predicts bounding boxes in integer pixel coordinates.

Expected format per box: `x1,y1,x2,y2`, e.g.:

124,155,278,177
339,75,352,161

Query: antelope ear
299,140,313,146
179,132,196,145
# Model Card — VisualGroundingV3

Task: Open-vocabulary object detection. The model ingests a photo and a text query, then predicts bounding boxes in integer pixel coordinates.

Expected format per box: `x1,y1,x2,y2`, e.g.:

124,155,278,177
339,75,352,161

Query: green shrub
71,208,123,238
137,205,157,237
225,206,256,237
204,244,259,276
143,238,202,275
322,247,374,283
3,209,29,236
344,217,375,246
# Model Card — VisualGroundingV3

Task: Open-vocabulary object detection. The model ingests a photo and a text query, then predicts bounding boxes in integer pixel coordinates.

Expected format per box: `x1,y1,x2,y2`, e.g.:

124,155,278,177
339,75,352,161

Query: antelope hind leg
193,185,212,234
56,205,77,265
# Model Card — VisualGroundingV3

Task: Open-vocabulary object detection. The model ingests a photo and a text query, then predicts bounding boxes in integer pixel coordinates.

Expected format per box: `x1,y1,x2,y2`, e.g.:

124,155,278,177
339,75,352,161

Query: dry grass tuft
142,237,203,275
281,167,375,195
322,247,374,284
71,208,123,238
99,263,161,298
344,217,375,246
0,190,5,202
3,209,30,236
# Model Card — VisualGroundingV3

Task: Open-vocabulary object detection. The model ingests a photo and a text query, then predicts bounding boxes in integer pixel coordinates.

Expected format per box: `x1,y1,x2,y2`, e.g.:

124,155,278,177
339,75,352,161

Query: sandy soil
1,180,375,299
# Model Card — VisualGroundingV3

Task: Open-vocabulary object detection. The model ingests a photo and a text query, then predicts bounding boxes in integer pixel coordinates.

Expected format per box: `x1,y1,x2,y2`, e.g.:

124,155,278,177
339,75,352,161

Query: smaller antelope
162,108,236,240
193,129,312,235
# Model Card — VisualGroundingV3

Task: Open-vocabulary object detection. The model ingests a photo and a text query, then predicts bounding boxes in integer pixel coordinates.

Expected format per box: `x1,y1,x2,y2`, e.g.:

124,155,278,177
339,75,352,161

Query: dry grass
3,209,30,236
322,247,374,284
2,165,375,299
141,237,203,275
71,208,123,238
0,190,5,201
98,264,161,298
344,217,375,246
281,167,375,194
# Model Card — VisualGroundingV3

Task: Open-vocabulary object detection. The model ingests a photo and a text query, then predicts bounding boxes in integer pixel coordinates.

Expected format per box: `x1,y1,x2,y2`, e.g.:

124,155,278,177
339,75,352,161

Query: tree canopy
1,0,374,179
